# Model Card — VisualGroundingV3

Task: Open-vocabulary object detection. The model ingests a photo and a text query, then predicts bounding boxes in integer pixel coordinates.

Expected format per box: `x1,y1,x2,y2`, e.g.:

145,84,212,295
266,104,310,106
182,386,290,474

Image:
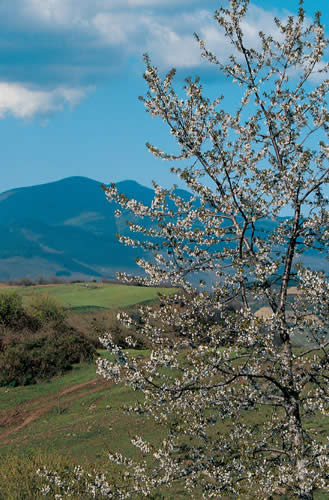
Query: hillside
0,176,327,281
0,282,177,310
0,177,157,280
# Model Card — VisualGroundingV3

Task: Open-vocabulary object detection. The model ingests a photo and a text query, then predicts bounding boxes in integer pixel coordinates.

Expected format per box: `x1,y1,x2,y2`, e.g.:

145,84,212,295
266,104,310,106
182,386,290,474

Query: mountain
0,176,157,281
0,176,327,282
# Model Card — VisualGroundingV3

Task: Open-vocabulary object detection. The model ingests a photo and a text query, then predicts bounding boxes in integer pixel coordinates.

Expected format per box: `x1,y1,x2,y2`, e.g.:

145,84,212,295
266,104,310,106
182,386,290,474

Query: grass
1,350,328,498
0,349,186,498
0,350,158,462
0,451,84,500
0,281,327,498
0,350,172,497
0,282,177,310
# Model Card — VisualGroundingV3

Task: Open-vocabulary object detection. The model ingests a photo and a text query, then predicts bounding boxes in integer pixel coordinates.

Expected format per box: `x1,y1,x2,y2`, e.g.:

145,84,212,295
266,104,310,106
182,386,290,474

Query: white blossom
40,2,329,499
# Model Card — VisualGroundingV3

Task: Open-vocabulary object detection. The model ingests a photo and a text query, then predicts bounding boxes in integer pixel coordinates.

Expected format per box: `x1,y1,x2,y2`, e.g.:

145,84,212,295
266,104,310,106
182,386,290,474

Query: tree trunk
287,400,313,499
280,338,313,499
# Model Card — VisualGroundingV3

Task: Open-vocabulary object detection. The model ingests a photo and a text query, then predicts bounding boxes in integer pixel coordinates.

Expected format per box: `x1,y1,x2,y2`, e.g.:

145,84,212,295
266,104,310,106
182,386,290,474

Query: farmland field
0,282,177,310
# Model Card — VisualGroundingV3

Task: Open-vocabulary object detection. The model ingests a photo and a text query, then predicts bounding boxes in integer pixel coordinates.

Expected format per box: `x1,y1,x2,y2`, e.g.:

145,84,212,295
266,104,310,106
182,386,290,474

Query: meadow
0,350,153,462
0,283,327,499
1,349,328,499
0,283,179,498
0,282,177,310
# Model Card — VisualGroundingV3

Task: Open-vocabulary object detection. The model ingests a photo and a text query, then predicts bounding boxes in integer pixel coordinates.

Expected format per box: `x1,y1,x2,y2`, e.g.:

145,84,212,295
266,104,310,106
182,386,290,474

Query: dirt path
0,378,111,443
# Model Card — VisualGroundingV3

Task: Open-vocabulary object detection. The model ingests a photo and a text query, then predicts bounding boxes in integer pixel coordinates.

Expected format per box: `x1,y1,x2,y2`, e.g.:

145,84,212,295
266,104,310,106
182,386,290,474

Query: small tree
41,1,329,498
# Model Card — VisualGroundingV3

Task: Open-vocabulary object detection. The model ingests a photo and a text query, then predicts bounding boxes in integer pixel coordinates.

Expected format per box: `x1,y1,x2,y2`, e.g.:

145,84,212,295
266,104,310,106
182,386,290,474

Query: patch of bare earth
255,307,273,319
0,378,112,444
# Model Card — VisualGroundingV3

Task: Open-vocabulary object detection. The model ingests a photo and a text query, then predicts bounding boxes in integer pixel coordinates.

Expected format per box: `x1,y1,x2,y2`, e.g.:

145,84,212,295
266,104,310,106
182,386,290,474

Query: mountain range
0,176,327,281
0,176,156,281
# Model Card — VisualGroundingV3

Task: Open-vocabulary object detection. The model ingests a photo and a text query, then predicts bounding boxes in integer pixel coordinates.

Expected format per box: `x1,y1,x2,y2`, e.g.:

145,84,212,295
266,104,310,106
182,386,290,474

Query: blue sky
1,0,328,193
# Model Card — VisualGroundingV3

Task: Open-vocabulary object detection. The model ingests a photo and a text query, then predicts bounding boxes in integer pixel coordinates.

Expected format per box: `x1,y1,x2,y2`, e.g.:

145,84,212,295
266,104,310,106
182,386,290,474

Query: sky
1,0,329,193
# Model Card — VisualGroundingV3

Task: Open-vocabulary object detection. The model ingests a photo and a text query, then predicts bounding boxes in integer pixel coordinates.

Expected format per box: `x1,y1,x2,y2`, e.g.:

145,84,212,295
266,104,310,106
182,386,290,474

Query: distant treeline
2,276,108,287
1,275,175,288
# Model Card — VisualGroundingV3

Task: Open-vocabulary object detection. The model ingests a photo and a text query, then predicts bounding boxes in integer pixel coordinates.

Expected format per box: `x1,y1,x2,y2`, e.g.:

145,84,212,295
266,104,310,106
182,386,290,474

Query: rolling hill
0,176,327,281
0,176,154,280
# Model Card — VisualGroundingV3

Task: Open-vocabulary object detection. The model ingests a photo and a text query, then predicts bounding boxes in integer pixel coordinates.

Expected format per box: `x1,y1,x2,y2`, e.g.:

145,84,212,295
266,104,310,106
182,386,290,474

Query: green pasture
0,283,177,310
0,350,174,498
0,351,154,460
0,351,328,499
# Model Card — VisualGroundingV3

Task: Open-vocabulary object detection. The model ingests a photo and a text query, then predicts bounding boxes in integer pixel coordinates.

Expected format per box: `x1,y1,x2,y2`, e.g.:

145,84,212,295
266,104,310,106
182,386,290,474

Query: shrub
27,293,66,327
36,275,48,285
0,331,95,386
0,292,24,328
0,326,33,353
90,311,149,349
49,329,96,364
17,277,35,286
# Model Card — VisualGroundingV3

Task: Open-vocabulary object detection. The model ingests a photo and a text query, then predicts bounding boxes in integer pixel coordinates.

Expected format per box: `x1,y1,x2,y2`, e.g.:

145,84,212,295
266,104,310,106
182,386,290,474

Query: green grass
0,350,157,460
0,350,148,413
1,350,328,499
0,283,177,310
0,350,173,498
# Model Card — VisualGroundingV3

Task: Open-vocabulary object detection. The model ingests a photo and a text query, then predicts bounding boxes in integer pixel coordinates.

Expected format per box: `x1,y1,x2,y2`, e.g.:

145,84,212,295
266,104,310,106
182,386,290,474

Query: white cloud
20,0,202,28
0,1,292,72
199,5,283,64
126,0,195,5
22,0,75,26
91,12,139,45
24,0,200,18
0,82,90,119
19,1,284,70
143,23,201,68
0,1,319,121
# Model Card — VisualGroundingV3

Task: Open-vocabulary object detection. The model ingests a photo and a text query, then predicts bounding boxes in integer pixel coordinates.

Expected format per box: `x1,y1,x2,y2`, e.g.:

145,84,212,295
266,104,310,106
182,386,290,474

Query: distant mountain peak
1,176,153,195
0,176,159,281
0,176,326,282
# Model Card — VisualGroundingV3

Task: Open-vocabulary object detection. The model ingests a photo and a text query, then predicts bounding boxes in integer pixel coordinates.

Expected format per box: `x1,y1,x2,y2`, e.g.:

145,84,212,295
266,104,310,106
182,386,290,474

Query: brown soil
255,307,273,319
0,377,112,444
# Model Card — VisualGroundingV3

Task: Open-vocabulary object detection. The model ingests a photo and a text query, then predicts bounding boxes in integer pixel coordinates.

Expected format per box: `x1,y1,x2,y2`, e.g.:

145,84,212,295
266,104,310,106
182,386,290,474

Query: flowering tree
40,1,329,498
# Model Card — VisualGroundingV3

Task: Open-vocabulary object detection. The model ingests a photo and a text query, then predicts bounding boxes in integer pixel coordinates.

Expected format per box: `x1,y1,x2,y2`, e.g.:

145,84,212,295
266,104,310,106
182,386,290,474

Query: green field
0,350,328,499
0,350,173,498
0,351,156,460
0,350,194,499
0,283,177,310
0,284,327,498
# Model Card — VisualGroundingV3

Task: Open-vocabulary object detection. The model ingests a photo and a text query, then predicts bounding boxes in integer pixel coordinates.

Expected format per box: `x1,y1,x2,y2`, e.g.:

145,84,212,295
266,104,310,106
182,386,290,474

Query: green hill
0,282,177,310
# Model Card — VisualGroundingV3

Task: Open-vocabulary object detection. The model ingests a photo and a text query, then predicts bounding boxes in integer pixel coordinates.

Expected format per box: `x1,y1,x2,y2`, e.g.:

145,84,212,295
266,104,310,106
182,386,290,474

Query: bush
0,292,24,328
0,331,95,386
90,311,149,349
27,293,66,327
49,328,97,364
16,277,35,286
0,292,98,386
